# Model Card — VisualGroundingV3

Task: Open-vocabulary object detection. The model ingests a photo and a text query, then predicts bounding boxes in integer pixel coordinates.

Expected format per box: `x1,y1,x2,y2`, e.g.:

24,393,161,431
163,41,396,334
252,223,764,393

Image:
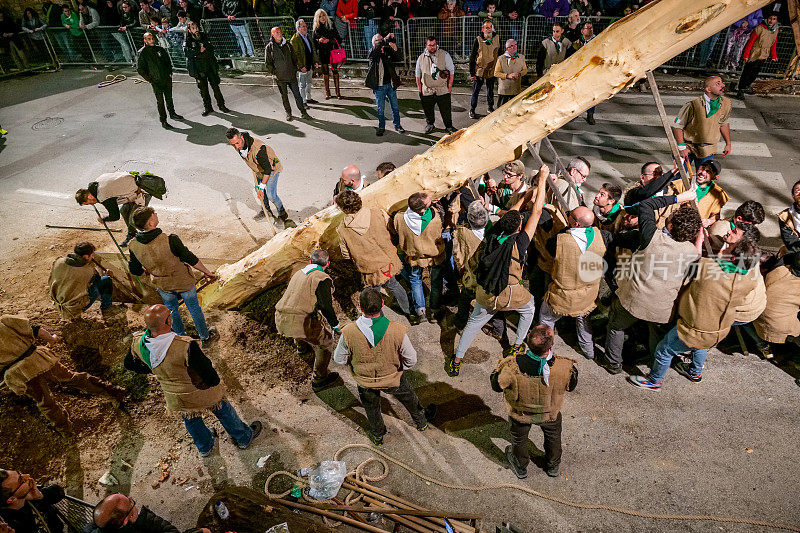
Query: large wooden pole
201,0,772,309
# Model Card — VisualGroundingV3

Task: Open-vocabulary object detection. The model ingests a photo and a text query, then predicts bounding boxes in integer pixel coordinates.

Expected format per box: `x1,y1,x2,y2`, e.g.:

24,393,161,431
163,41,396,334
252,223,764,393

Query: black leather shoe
201,109,213,116
169,113,184,120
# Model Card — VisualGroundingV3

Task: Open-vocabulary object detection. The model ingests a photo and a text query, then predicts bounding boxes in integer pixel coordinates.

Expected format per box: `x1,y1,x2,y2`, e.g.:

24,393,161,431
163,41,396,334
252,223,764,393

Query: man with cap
48,241,117,321
274,249,341,392
333,287,435,445
127,207,219,347
660,159,729,226
491,324,577,478
75,171,151,247
125,304,262,456
673,75,732,167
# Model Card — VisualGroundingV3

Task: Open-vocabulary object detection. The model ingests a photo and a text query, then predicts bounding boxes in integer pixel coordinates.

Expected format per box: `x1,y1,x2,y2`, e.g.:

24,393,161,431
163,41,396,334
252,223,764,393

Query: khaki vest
547,177,583,212
534,204,567,274
541,37,570,73
748,24,778,61
338,207,402,286
676,257,758,349
707,217,732,253
733,269,766,323
0,315,60,395
129,233,197,292
342,321,407,389
96,171,144,205
132,332,225,414
476,234,532,312
545,231,606,317
48,257,97,320
682,96,732,158
452,225,483,292
754,266,800,343
777,208,799,257
660,179,729,223
495,54,526,95
494,354,575,424
616,230,699,324
474,36,499,78
419,49,450,96
275,267,331,345
393,210,445,267
242,137,283,183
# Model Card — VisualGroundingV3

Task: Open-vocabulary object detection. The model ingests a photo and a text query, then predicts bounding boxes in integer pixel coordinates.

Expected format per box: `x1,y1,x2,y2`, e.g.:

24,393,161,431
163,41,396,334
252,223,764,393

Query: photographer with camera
365,32,405,136
415,36,457,135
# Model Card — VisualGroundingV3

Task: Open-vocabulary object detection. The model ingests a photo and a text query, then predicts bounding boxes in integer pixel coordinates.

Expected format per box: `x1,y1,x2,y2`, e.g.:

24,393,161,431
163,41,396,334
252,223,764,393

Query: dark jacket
312,23,340,64
119,8,139,28
290,31,315,70
359,0,381,19
221,0,248,19
85,506,181,533
136,44,173,85
264,37,297,81
100,3,122,25
42,2,64,27
184,30,219,80
365,39,401,89
294,0,318,17
0,485,65,533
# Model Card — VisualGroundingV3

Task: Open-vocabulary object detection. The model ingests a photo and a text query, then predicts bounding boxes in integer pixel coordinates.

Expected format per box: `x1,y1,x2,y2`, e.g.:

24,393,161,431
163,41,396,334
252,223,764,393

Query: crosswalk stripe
15,188,189,212
610,93,747,108
592,113,758,131
567,132,771,158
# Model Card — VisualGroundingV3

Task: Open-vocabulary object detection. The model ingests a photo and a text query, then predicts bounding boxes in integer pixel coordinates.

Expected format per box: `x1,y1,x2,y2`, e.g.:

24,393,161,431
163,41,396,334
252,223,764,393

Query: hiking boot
219,105,231,112
757,344,773,360
253,211,266,220
426,308,442,324
482,324,504,342
445,357,461,377
545,464,560,477
395,126,406,134
585,112,596,125
200,428,218,457
505,344,526,358
367,431,384,446
418,404,437,430
424,124,435,134
408,314,421,326
673,361,701,382
376,128,385,137
237,421,263,449
201,328,220,349
603,362,623,375
169,113,184,120
312,372,340,392
505,445,527,479
628,375,662,390
468,110,476,119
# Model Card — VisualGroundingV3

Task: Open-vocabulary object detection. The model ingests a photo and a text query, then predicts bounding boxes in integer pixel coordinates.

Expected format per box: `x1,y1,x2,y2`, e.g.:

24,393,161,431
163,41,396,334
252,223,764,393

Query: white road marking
593,113,759,131
15,188,189,211
611,93,747,108
569,132,771,158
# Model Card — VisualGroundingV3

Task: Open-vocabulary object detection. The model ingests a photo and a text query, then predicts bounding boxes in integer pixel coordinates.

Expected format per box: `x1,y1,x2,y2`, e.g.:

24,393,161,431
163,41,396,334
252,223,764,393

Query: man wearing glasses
0,469,65,533
89,493,212,532
494,39,527,107
548,156,591,212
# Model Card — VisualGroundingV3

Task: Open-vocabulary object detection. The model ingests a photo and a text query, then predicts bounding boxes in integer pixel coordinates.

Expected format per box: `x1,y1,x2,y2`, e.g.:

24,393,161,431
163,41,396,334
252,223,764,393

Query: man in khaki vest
125,304,261,456
592,183,623,233
274,249,341,392
738,13,780,96
128,207,219,347
494,38,526,106
468,20,500,119
452,166,549,376
662,160,729,225
630,238,761,390
754,252,800,349
604,192,702,374
332,164,370,201
0,314,124,436
49,241,116,320
565,21,597,124
540,205,609,360
536,21,571,78
226,127,295,227
335,190,410,317
707,200,765,252
548,156,590,212
414,36,456,134
333,287,435,446
75,171,150,247
393,191,449,324
491,325,577,478
673,75,732,167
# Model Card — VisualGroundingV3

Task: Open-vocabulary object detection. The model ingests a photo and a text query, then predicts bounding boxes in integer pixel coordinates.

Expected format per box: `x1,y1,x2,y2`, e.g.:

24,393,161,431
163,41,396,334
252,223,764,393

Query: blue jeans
373,84,401,130
696,31,721,67
156,287,210,340
260,171,283,213
230,23,254,56
649,326,708,383
182,400,253,454
86,276,113,310
402,262,445,314
363,19,378,54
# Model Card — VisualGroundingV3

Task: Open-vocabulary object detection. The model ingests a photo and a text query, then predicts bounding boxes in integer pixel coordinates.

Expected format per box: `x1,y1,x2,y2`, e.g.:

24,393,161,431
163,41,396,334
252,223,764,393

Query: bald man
673,76,732,168
332,164,370,201
540,206,610,360
89,493,211,533
124,304,262,457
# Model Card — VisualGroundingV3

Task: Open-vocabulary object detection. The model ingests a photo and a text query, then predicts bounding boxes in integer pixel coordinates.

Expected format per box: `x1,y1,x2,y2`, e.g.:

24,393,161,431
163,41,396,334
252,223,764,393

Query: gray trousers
539,300,595,359
455,297,536,359
381,275,411,316
605,296,668,367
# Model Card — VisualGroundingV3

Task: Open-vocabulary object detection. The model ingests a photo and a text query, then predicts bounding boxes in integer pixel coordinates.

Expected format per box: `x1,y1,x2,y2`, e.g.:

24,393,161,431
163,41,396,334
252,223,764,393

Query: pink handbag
330,39,347,64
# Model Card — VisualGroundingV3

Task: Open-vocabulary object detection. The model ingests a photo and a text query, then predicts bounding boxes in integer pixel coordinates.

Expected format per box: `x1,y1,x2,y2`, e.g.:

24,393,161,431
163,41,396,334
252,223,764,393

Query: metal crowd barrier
8,13,794,82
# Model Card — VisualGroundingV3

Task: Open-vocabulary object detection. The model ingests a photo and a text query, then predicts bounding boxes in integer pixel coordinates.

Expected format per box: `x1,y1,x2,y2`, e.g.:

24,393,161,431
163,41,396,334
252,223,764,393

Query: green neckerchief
524,349,547,376
729,220,736,231
696,183,712,201
483,36,493,45
585,226,595,248
496,233,512,245
552,35,564,52
139,329,153,368
370,315,391,345
607,202,621,220
420,208,434,232
717,259,749,275
580,34,593,45
508,52,519,59
766,23,777,32
707,96,722,118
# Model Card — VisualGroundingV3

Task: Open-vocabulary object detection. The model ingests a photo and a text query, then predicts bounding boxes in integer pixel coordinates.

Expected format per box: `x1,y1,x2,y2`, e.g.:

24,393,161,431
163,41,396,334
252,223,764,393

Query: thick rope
97,74,146,88
265,443,800,532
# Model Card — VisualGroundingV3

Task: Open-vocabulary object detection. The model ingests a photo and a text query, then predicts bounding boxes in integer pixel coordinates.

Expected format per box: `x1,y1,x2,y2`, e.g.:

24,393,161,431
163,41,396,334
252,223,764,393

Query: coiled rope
97,74,146,88
265,443,800,532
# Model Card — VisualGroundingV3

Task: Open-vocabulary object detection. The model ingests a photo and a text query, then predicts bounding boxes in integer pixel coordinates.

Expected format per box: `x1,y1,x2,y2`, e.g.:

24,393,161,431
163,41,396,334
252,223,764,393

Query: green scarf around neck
370,315,390,345
707,96,722,117
420,208,434,232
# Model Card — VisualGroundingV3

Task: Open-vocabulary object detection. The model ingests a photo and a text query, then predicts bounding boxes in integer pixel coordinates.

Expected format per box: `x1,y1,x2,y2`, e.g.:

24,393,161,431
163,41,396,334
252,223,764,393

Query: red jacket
742,23,778,61
336,0,358,27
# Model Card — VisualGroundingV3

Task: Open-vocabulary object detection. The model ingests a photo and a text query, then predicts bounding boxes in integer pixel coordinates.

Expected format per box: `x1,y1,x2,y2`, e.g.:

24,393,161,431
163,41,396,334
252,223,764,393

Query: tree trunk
201,0,772,309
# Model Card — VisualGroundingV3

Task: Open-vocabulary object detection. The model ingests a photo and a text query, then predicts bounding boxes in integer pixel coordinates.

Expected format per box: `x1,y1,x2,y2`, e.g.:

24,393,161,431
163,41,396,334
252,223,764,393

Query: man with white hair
365,32,405,136
290,18,317,105
494,38,527,106
548,156,590,211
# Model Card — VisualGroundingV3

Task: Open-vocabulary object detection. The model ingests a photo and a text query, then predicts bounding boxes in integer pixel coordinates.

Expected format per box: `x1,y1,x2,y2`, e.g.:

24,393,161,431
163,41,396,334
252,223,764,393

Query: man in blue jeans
125,304,262,457
49,241,118,321
365,32,405,136
127,207,220,347
629,238,760,390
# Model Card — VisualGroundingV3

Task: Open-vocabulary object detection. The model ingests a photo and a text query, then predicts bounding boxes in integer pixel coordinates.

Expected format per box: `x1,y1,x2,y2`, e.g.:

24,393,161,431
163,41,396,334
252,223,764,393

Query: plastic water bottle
215,501,230,520
288,485,302,514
